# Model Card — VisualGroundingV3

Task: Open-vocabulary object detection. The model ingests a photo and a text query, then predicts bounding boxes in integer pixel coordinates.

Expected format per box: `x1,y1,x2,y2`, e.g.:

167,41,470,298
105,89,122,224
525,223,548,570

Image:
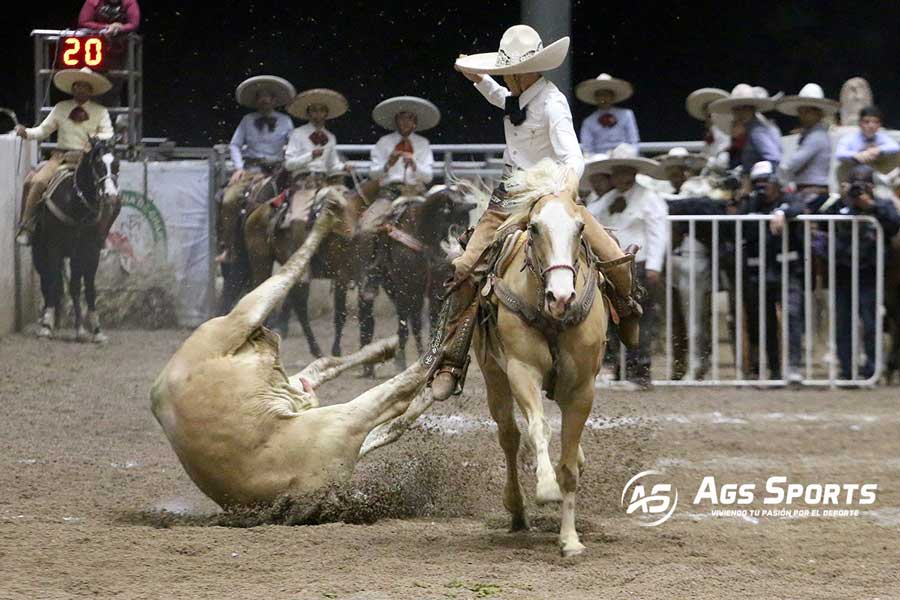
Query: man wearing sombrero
576,73,640,155
285,88,350,188
427,25,644,401
219,75,295,263
777,84,838,198
369,95,438,195
14,67,114,246
586,144,667,388
709,84,782,177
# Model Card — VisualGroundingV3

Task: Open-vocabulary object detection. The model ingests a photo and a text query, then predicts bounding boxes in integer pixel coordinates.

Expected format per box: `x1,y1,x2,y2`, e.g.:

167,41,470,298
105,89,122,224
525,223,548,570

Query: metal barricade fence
609,214,885,388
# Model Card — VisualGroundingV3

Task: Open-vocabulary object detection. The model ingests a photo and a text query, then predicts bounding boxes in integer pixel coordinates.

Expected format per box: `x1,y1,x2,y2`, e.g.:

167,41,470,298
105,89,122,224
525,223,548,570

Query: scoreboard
56,35,107,70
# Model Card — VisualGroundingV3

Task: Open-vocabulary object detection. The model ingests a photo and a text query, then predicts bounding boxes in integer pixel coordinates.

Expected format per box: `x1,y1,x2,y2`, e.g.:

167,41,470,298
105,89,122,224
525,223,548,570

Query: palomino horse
151,190,430,508
361,186,475,372
243,176,378,357
469,160,609,557
31,138,119,342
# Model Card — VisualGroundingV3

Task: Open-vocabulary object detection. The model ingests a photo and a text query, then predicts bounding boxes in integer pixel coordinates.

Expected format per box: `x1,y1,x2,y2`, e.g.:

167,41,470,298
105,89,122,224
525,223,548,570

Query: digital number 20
62,38,102,67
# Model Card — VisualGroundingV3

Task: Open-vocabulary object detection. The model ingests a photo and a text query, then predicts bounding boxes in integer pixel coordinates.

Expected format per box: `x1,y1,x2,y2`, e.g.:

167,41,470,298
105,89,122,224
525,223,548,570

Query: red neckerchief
309,130,328,146
69,105,89,123
393,137,414,154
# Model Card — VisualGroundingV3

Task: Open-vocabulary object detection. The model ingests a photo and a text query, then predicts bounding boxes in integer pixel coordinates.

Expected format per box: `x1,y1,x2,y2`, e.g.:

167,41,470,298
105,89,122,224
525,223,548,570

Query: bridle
49,141,117,226
522,195,582,289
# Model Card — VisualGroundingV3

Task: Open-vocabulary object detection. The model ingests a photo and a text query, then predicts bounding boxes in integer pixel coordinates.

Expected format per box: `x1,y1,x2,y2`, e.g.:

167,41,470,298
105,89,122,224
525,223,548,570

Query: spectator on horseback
576,73,640,155
587,144,668,388
738,161,806,383
285,89,350,189
427,26,645,401
819,164,900,380
776,84,838,202
369,96,437,196
710,84,782,179
835,106,900,171
685,87,730,172
14,67,113,246
218,75,295,264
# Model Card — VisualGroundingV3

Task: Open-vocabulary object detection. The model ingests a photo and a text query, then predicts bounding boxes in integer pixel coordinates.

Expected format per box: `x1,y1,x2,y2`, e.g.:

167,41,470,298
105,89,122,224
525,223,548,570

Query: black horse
359,185,475,373
31,138,120,342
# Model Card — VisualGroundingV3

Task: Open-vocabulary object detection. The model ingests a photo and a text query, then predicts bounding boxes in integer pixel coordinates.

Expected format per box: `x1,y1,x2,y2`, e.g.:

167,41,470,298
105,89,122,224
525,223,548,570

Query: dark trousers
743,278,804,377
836,277,877,379
608,263,656,383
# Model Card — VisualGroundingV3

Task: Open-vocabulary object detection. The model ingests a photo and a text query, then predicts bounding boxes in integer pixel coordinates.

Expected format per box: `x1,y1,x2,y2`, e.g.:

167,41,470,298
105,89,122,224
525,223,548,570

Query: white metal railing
607,213,886,388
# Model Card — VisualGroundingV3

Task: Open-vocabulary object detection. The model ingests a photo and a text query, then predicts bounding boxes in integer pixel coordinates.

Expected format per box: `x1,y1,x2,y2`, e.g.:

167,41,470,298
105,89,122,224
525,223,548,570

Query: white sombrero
287,88,349,120
709,83,776,114
776,83,840,116
235,75,296,108
686,87,728,120
653,147,707,178
372,96,441,131
454,25,569,75
53,67,112,96
589,143,660,177
575,73,633,105
581,153,610,181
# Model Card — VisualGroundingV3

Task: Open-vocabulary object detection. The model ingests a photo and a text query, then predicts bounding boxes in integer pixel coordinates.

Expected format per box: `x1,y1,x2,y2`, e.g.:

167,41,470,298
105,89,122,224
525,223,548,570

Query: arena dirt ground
1,313,898,599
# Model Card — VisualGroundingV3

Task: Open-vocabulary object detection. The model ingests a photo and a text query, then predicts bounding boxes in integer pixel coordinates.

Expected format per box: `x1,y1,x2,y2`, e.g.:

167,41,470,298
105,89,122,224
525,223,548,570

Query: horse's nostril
545,290,556,303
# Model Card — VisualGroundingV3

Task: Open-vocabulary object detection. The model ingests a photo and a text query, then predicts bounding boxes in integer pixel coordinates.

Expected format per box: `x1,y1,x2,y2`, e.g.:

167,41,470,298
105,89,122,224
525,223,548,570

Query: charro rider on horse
426,24,644,401
284,88,351,189
218,75,295,264
15,67,114,247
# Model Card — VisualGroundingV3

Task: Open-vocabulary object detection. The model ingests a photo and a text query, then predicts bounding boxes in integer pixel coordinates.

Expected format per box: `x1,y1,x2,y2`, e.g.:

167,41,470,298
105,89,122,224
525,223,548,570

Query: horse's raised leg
292,282,323,358
507,359,561,505
556,383,593,557
483,356,528,531
332,279,348,356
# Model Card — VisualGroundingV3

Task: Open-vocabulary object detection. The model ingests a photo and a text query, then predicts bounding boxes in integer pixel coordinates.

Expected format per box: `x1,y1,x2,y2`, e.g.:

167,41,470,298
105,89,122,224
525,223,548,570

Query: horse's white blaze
101,153,118,197
535,201,578,316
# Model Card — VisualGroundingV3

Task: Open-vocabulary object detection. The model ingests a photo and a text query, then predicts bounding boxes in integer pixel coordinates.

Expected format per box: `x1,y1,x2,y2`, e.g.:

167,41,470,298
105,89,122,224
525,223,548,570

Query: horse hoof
560,541,586,558
535,480,563,506
331,343,342,357
37,326,53,339
509,514,530,532
76,329,91,343
92,332,109,345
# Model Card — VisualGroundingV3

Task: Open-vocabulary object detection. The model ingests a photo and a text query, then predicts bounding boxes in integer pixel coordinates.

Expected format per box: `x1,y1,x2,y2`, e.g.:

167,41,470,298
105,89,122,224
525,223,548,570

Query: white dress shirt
228,111,294,170
25,99,113,151
369,131,434,185
579,106,640,155
474,76,584,179
284,123,344,174
587,182,669,272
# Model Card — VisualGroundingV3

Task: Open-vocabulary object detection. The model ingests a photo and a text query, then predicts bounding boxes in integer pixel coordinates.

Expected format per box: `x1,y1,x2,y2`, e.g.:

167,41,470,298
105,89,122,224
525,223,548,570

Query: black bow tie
504,96,527,126
254,116,277,133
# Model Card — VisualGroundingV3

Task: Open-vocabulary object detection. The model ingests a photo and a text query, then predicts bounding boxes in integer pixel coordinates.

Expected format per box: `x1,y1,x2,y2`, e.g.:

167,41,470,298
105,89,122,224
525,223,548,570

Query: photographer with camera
820,164,900,380
738,161,806,382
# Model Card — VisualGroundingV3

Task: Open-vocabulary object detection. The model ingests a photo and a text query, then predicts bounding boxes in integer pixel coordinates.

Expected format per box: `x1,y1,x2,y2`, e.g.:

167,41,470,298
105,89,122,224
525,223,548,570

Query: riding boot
426,279,479,401
598,245,643,350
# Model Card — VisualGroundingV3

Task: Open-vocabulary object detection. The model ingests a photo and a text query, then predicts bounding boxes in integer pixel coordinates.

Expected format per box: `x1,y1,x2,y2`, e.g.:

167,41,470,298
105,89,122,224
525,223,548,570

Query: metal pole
207,151,217,320
804,221,813,380
758,220,766,381
735,221,743,379
521,0,572,100
711,220,720,381
688,220,697,379
851,219,859,381
874,217,885,384
828,220,836,387
665,221,673,381
781,223,789,382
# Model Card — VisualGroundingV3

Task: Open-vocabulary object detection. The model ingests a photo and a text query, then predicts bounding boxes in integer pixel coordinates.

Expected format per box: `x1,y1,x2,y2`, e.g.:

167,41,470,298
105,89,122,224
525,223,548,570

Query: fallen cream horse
151,189,432,508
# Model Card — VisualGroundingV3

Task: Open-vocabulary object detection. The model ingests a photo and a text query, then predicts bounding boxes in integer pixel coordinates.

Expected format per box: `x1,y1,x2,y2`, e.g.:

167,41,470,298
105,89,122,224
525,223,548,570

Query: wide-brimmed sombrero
372,96,441,131
287,88,349,120
686,87,728,120
776,83,840,116
709,83,776,114
653,147,707,178
454,25,569,75
53,67,112,96
575,74,633,105
235,75,296,108
589,143,660,177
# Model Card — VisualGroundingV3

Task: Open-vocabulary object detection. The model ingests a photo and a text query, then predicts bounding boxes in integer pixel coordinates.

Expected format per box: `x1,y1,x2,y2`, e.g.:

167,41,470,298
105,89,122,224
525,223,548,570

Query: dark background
5,0,900,147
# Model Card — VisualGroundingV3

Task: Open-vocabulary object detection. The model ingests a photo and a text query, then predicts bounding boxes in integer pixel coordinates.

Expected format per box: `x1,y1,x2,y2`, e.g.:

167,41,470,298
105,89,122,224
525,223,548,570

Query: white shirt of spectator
474,76,584,179
588,181,669,272
369,132,434,185
284,123,344,175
